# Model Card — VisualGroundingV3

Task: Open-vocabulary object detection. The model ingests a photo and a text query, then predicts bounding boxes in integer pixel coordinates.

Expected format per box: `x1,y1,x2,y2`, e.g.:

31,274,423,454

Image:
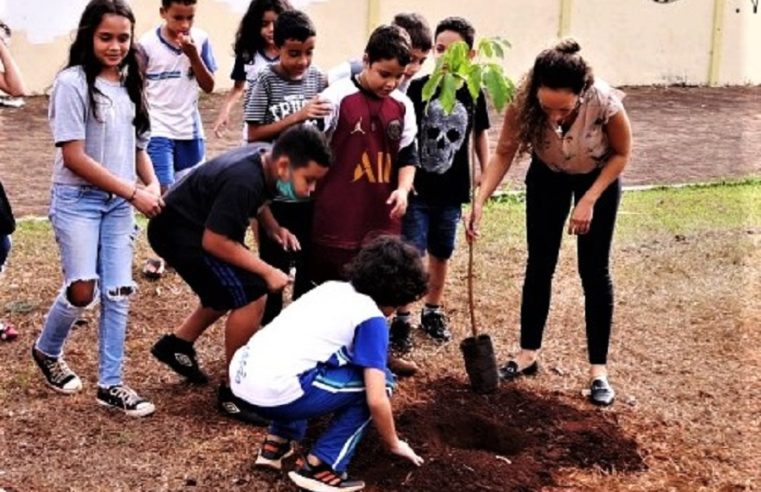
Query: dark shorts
401,196,462,260
148,209,267,311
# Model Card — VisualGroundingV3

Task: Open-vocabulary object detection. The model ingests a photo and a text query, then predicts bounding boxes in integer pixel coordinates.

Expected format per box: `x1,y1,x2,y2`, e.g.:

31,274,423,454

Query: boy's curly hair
347,236,428,308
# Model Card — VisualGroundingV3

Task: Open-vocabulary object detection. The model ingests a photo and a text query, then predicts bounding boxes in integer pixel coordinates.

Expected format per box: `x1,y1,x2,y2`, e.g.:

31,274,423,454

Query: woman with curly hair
466,38,632,406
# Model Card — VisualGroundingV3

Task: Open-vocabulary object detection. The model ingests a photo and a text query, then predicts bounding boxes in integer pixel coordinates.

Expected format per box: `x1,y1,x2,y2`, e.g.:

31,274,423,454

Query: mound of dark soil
351,377,645,491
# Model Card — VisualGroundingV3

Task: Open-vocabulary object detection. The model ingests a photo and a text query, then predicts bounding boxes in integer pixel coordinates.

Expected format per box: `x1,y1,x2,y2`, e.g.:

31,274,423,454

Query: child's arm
0,38,27,96
135,148,162,198
387,94,419,219
364,367,424,466
473,129,490,180
178,33,215,93
201,228,290,291
213,80,246,137
247,96,332,143
61,141,163,217
257,205,301,251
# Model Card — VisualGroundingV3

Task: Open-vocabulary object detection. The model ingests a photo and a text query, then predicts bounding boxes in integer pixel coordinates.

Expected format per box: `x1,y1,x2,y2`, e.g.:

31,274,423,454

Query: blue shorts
147,137,205,187
402,197,462,260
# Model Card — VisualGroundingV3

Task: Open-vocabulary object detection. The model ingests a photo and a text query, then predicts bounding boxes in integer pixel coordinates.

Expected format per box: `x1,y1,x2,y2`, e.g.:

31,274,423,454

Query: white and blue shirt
139,26,217,140
230,281,389,407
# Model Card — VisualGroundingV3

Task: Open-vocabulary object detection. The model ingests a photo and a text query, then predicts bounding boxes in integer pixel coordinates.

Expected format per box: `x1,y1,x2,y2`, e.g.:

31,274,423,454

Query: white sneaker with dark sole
96,384,155,417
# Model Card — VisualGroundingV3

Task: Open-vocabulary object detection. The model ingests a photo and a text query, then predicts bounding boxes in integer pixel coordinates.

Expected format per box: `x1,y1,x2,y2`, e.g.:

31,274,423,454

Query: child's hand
299,96,332,121
212,110,229,138
264,266,291,292
390,440,424,466
178,33,198,57
270,226,301,252
131,187,164,218
386,188,409,219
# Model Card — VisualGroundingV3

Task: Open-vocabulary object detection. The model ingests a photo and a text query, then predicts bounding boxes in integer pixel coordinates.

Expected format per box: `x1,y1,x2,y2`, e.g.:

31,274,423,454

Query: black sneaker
254,437,294,471
218,384,270,426
420,308,452,342
151,334,208,384
389,315,413,353
32,346,83,394
288,462,365,492
96,384,156,417
589,377,616,406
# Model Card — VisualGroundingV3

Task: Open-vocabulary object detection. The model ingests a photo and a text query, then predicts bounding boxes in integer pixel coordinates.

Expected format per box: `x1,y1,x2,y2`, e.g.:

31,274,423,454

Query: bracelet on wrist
128,186,138,202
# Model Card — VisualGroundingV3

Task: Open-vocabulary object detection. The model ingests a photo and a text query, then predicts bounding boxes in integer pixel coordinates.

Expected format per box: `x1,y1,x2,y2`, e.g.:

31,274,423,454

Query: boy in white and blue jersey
230,236,427,492
139,0,217,190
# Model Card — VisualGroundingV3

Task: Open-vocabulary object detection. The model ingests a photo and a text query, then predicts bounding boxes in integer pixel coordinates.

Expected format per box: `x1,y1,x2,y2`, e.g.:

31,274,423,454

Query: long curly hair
65,0,149,135
233,0,293,62
512,38,594,156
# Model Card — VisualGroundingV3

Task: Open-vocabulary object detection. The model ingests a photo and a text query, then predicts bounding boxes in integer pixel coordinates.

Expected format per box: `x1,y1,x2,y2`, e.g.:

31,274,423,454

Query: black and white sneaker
218,384,270,426
420,308,452,342
96,384,156,417
589,377,616,406
151,334,208,384
254,437,294,471
288,462,365,492
32,346,83,394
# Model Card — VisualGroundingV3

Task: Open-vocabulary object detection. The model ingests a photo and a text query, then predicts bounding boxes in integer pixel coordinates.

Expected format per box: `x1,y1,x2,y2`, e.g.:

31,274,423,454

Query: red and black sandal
254,437,294,471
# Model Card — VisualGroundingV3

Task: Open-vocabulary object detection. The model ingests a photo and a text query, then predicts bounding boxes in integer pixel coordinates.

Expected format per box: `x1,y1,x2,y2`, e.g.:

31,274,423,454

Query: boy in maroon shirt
310,25,417,284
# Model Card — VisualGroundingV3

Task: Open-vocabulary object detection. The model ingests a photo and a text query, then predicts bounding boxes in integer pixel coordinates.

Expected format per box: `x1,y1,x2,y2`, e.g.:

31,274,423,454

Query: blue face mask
275,179,300,201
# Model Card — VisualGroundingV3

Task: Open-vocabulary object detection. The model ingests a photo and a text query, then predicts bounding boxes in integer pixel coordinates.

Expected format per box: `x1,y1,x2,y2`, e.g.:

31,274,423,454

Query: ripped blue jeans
36,185,137,387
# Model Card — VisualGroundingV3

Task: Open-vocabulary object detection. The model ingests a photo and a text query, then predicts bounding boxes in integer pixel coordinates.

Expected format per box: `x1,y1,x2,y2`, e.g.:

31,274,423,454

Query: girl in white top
467,38,632,407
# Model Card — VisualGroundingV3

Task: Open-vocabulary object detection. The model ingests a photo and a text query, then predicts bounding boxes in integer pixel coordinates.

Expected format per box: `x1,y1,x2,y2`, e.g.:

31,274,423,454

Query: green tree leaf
483,64,511,112
439,72,459,114
466,64,482,102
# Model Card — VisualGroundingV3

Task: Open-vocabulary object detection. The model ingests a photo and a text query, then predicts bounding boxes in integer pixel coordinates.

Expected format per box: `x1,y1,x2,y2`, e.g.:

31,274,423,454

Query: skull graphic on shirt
420,99,468,175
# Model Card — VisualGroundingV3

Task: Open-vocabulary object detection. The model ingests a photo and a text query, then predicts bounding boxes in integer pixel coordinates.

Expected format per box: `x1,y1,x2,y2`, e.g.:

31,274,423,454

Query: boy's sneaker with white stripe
96,384,155,417
32,346,83,394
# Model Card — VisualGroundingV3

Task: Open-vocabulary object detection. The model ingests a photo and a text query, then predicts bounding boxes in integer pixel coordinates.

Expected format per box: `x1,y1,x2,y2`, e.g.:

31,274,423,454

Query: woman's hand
568,196,594,235
464,202,484,243
389,439,424,466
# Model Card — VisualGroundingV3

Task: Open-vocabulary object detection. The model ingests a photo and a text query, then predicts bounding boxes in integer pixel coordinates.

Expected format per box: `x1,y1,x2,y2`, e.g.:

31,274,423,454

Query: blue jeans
236,365,394,472
36,185,137,386
402,196,462,260
147,137,205,187
0,234,10,271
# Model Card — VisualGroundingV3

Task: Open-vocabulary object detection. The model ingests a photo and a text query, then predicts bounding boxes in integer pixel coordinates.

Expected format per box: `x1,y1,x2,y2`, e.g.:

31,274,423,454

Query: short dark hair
274,9,316,47
392,13,432,52
365,24,411,66
161,0,196,8
348,236,428,307
435,16,476,49
272,125,331,169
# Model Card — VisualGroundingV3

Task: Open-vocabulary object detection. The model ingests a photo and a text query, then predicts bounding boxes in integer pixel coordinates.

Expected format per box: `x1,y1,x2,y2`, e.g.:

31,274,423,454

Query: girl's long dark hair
233,0,293,61
66,0,149,135
512,38,594,155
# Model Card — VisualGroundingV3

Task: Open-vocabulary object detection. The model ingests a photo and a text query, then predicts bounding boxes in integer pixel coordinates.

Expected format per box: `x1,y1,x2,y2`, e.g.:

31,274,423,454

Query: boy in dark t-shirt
310,24,418,285
147,125,331,423
243,9,329,326
391,17,490,351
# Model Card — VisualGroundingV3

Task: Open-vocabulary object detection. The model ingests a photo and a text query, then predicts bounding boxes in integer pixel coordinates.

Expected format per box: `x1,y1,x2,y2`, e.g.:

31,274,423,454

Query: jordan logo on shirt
350,117,366,135
353,151,392,184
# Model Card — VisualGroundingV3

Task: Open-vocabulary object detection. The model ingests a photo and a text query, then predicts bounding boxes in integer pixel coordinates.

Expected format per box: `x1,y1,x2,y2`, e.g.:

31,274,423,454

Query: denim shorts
147,137,205,187
401,196,462,260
